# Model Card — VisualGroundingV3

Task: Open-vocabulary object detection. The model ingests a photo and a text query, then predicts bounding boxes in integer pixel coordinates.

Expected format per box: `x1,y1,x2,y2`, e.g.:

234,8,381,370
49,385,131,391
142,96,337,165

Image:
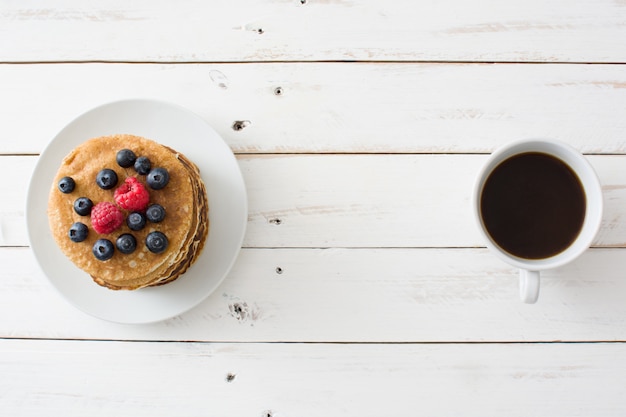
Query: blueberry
116,149,137,168
96,169,118,190
126,212,146,231
116,233,137,254
58,176,76,194
134,156,151,175
146,204,166,223
73,197,93,216
92,238,114,261
68,222,88,242
147,167,170,190
146,231,168,254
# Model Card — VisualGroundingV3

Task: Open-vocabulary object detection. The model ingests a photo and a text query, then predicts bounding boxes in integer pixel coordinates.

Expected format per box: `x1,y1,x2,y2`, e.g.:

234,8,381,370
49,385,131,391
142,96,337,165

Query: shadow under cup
473,139,603,303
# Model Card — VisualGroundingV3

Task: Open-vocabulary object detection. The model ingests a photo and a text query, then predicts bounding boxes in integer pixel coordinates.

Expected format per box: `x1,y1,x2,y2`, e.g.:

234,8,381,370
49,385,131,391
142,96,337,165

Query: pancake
47,134,209,290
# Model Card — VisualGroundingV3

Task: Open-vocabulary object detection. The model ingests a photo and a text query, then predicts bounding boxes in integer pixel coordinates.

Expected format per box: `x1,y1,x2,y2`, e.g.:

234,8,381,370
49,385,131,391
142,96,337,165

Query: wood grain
2,0,626,63
8,154,626,248
3,247,626,342
1,63,625,154
4,2,626,414
1,338,624,416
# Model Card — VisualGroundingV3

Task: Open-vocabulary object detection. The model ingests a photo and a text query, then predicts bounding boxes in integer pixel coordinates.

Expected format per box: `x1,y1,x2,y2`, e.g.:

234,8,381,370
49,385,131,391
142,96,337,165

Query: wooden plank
4,247,626,342
241,154,626,248
10,154,626,248
2,0,626,63
1,63,626,154
1,338,625,416
0,156,34,247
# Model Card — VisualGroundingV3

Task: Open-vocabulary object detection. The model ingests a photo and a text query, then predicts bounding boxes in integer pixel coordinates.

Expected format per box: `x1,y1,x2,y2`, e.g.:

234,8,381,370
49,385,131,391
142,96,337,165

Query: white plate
26,99,247,324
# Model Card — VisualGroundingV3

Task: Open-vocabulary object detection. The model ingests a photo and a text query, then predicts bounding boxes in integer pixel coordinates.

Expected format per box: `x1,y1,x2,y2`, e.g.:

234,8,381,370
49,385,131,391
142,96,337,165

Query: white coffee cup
472,139,603,303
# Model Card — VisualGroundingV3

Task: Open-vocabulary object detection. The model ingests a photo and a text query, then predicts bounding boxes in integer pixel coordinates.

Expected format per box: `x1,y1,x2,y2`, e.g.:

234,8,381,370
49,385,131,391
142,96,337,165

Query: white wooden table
2,1,626,415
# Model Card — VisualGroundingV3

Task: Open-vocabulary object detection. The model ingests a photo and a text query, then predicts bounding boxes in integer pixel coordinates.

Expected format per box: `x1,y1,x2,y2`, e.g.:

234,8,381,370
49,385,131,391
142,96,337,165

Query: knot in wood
232,120,251,131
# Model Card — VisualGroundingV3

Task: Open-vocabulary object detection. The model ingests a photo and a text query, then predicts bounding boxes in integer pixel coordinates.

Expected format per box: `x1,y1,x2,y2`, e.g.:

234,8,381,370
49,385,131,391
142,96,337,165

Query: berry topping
74,197,94,216
114,177,150,211
126,212,147,231
91,201,124,234
116,149,137,168
146,231,168,254
116,233,137,254
146,204,166,223
96,169,119,190
92,239,114,261
58,176,76,194
134,156,151,175
147,167,170,190
68,222,88,242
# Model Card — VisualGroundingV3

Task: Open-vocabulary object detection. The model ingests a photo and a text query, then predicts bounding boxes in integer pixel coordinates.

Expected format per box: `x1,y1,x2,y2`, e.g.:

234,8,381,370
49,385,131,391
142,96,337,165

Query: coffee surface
480,152,586,259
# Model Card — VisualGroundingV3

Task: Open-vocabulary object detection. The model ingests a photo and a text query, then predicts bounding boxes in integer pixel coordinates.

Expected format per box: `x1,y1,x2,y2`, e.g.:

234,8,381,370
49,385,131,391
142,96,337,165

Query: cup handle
519,269,540,303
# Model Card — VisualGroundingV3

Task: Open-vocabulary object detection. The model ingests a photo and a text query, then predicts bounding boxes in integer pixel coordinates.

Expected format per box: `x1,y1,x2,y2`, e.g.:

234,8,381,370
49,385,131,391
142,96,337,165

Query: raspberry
114,177,150,211
91,202,124,234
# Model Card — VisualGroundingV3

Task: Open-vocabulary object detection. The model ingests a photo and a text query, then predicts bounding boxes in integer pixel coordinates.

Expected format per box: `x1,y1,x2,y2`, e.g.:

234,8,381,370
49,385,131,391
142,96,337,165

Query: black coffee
480,152,586,259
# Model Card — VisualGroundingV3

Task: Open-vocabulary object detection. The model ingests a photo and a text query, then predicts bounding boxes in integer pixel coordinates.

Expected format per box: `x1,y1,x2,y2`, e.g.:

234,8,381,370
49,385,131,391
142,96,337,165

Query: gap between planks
2,60,626,65
2,337,625,345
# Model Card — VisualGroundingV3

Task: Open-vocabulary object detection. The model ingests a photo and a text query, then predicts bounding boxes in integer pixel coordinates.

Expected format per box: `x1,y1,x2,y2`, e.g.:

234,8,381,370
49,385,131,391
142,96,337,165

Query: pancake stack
47,134,209,290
